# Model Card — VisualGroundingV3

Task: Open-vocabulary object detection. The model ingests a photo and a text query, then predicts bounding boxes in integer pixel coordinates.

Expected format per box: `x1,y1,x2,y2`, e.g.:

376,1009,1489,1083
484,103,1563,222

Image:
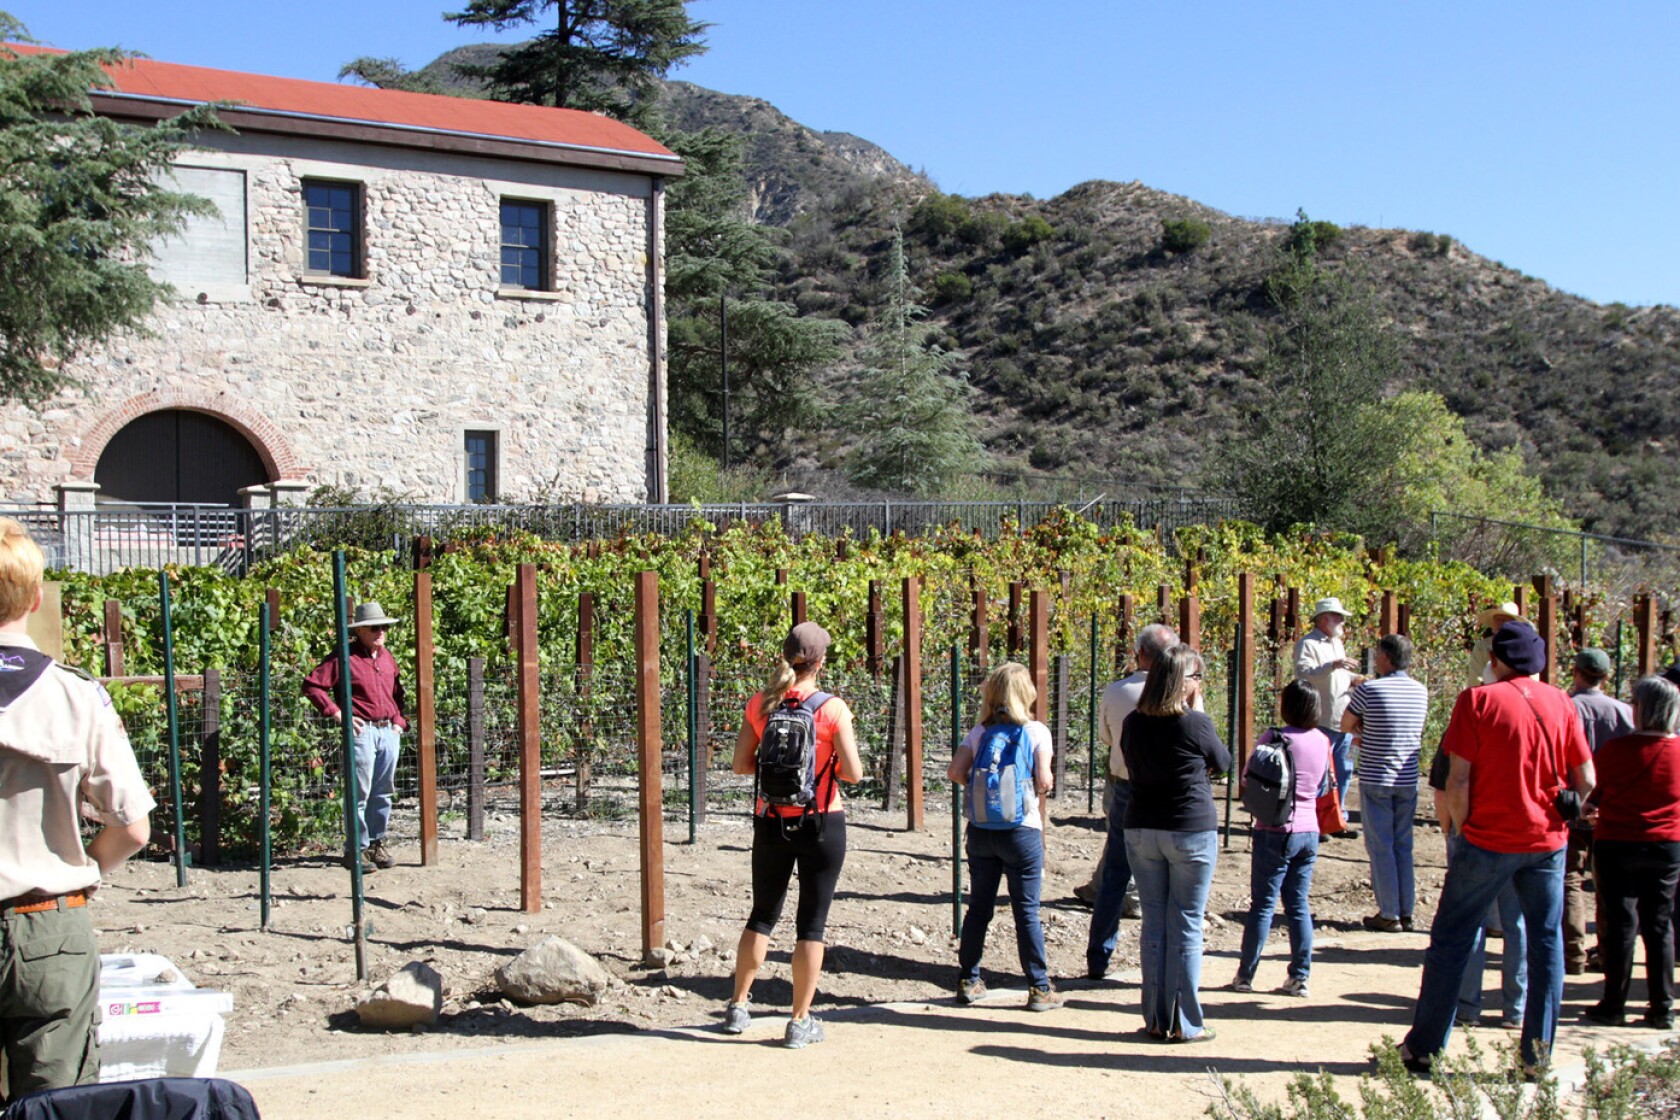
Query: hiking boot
1027,985,1063,1012
1363,914,1404,933
720,1001,751,1034
783,1014,825,1049
367,840,396,869
1072,882,1097,907
958,978,988,1005
343,851,376,873
1278,976,1310,999
1122,892,1143,919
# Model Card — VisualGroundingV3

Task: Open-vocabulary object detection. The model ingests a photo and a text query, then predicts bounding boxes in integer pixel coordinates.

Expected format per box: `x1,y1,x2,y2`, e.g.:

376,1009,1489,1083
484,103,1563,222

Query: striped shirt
1348,670,1429,786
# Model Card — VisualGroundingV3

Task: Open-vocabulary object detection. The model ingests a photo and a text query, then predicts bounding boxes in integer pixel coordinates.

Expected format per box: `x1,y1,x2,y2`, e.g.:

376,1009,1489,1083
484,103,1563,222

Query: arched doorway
94,409,272,507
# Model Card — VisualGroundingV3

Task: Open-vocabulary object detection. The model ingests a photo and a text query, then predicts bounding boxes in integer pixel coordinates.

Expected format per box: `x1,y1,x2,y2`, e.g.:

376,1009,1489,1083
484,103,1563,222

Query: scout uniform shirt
0,632,156,901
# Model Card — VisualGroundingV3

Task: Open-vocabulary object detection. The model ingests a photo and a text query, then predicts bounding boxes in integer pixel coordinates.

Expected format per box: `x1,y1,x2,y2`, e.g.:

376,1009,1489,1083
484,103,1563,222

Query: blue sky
11,0,1678,308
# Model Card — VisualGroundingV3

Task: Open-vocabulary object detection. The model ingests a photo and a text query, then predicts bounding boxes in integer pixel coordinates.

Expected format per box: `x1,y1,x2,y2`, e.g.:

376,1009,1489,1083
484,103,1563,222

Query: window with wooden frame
499,199,550,290
464,430,500,503
302,179,362,278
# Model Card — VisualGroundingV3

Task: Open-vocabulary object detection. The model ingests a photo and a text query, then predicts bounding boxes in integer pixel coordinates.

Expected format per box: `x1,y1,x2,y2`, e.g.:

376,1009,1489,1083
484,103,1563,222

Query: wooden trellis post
635,571,666,958
515,563,541,913
902,577,925,831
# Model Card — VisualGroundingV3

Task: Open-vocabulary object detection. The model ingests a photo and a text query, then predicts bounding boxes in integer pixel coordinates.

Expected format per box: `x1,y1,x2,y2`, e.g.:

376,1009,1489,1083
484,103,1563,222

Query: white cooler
96,954,232,1082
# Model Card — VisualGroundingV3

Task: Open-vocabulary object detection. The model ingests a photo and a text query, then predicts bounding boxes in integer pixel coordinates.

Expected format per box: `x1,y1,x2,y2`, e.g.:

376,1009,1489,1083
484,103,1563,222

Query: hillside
408,47,1680,540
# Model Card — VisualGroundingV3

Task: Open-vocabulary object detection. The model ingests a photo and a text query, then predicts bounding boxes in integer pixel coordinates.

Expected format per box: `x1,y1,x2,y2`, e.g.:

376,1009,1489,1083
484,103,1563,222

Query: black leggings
746,812,847,943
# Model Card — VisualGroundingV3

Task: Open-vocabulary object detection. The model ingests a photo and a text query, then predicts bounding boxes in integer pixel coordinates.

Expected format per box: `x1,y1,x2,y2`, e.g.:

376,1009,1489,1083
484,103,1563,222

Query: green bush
957,211,1009,247
1002,216,1055,254
1161,218,1212,254
932,270,973,304
1408,230,1453,257
906,192,971,243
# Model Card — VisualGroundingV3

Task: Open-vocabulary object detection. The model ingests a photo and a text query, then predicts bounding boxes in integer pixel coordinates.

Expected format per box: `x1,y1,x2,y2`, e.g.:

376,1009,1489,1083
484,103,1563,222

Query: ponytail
760,657,797,718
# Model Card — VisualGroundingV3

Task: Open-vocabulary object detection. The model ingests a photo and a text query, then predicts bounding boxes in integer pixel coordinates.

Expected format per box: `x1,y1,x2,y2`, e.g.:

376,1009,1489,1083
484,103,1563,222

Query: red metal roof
5,43,678,161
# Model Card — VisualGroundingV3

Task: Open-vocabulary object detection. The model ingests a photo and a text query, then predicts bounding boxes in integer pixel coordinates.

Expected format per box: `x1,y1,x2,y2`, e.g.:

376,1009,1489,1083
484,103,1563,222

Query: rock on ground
356,962,443,1029
496,937,609,1006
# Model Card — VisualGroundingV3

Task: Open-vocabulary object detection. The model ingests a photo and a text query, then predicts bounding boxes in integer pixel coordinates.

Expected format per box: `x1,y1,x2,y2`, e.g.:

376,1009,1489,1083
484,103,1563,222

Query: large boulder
356,961,443,1029
496,936,609,1006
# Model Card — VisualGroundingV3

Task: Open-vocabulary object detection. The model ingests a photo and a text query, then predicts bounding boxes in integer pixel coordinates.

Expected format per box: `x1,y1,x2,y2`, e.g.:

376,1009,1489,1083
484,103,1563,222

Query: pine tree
0,18,219,404
840,231,987,496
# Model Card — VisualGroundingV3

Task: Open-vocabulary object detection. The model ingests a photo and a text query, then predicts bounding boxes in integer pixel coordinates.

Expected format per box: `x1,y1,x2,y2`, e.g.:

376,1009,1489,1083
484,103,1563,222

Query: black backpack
756,691,835,813
1241,727,1297,829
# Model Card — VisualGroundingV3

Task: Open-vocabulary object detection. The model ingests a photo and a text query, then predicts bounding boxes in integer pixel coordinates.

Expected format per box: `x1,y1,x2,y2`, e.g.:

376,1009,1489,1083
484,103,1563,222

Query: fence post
1237,573,1256,776
1157,584,1173,627
258,602,272,931
466,658,486,841
515,562,541,914
1513,583,1529,618
158,572,187,888
1379,590,1399,637
883,653,904,812
970,586,988,673
695,644,712,825
790,590,807,628
265,587,281,631
1286,587,1301,641
1535,574,1558,686
103,599,124,676
1179,591,1202,652
867,580,884,681
199,668,221,867
634,571,667,961
414,569,439,866
577,593,595,812
1636,594,1658,677
1007,581,1024,656
903,577,925,831
686,609,699,845
1052,653,1069,798
1398,602,1412,638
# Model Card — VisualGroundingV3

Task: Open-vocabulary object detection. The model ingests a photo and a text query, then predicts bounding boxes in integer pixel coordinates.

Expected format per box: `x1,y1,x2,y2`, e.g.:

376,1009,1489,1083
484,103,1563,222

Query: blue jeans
1127,828,1218,1038
1362,783,1418,919
1086,778,1134,975
959,826,1049,989
1405,837,1563,1067
1324,729,1354,811
350,724,401,852
1458,885,1527,1024
1236,830,1318,984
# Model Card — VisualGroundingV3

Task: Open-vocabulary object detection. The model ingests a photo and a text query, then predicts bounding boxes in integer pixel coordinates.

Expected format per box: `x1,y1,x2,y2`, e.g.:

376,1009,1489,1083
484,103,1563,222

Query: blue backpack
966,722,1036,829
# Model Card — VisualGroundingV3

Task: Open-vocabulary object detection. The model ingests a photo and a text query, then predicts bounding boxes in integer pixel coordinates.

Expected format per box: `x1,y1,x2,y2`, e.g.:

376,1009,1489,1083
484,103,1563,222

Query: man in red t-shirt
1399,622,1594,1075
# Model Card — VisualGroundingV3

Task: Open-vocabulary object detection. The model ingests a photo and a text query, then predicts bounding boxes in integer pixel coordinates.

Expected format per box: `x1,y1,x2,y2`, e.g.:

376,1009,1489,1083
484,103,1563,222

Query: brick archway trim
71,390,305,481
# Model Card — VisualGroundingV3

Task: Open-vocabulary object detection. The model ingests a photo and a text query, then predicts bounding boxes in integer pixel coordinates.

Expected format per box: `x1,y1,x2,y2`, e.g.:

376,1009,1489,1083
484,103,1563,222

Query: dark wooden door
95,410,270,506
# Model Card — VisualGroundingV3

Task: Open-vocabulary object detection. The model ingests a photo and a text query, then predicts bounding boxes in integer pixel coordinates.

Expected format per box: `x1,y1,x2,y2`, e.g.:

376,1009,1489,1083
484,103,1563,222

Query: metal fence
4,495,1245,575
1431,511,1680,605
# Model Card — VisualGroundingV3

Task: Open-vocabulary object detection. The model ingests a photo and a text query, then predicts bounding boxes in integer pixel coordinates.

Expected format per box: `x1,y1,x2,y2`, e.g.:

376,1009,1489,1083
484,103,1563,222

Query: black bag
756,691,834,810
1241,727,1296,828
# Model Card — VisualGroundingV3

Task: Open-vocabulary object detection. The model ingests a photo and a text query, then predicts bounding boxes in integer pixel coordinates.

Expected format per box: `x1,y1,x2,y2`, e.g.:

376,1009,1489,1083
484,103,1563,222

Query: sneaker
1122,893,1143,919
721,1001,751,1034
783,1014,825,1049
1228,977,1254,993
1027,985,1063,1012
958,978,988,1005
1072,882,1098,907
1175,1026,1217,1043
1363,914,1405,933
1278,977,1309,998
367,840,396,869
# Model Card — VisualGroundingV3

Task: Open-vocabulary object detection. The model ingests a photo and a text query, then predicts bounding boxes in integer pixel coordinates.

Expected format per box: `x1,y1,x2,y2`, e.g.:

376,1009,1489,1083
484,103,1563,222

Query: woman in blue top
1120,643,1231,1042
1231,681,1332,997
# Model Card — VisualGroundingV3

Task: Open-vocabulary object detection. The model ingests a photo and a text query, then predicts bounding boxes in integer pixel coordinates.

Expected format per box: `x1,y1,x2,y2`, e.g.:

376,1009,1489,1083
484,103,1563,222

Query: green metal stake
332,551,368,982
1614,618,1625,699
258,601,272,931
158,571,187,888
950,642,964,940
1087,613,1099,814
686,609,699,845
1221,629,1239,850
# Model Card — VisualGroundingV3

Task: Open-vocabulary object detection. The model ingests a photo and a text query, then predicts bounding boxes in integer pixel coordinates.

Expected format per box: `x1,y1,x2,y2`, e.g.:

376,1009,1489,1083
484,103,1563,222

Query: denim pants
1318,727,1355,811
350,724,401,852
1236,829,1318,985
1127,828,1218,1038
1458,884,1527,1024
1086,778,1134,975
958,825,1050,989
1405,837,1563,1067
1362,783,1418,919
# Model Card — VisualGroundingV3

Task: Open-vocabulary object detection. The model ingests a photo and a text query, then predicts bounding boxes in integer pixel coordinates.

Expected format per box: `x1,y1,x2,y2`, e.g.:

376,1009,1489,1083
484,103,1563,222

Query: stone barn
0,49,681,515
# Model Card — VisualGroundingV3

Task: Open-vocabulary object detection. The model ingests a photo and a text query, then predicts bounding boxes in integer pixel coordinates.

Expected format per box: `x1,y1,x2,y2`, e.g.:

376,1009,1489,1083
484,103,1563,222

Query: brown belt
0,891,88,915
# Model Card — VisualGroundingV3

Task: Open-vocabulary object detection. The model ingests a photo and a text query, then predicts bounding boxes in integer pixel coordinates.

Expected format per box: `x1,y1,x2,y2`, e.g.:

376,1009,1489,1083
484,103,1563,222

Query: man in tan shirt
0,518,155,1099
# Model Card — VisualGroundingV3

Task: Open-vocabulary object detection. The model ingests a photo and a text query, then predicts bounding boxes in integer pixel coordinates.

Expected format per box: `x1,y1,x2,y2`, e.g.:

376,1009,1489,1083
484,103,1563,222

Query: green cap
1574,648,1613,676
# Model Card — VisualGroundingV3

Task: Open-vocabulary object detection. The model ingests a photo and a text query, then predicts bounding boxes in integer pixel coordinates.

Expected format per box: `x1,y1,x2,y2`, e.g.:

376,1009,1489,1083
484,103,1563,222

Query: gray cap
1574,648,1613,677
782,622,830,667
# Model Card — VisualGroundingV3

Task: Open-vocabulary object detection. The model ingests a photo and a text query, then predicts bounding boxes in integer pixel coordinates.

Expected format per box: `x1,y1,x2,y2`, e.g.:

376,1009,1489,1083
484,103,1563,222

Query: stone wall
0,130,664,506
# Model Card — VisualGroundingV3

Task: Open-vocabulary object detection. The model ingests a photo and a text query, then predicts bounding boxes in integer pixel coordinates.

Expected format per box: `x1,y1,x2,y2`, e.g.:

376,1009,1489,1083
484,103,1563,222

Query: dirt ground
86,791,1668,1118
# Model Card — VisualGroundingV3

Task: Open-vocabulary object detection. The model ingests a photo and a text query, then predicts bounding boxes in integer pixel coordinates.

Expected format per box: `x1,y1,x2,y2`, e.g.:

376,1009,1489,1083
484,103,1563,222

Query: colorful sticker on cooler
107,1000,163,1016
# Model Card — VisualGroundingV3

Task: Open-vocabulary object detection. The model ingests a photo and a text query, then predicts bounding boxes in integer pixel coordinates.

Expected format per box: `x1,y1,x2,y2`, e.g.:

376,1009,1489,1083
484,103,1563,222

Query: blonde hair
759,651,825,717
981,662,1036,725
1137,644,1200,717
0,518,45,624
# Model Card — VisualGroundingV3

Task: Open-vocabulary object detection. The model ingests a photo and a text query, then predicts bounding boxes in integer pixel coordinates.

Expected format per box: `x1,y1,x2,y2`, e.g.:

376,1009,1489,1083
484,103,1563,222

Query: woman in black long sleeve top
1120,643,1231,1042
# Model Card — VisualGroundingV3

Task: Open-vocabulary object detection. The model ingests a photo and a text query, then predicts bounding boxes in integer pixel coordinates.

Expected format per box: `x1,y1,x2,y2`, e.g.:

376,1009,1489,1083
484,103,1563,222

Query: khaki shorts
1,903,100,1099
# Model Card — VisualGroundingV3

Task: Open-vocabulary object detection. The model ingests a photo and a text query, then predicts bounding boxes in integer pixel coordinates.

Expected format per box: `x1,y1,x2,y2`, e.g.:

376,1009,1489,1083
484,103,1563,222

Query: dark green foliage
0,20,221,404
932,270,973,304
444,0,708,126
1407,230,1453,257
1284,210,1342,258
907,192,971,244
1002,215,1055,254
1161,217,1211,254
